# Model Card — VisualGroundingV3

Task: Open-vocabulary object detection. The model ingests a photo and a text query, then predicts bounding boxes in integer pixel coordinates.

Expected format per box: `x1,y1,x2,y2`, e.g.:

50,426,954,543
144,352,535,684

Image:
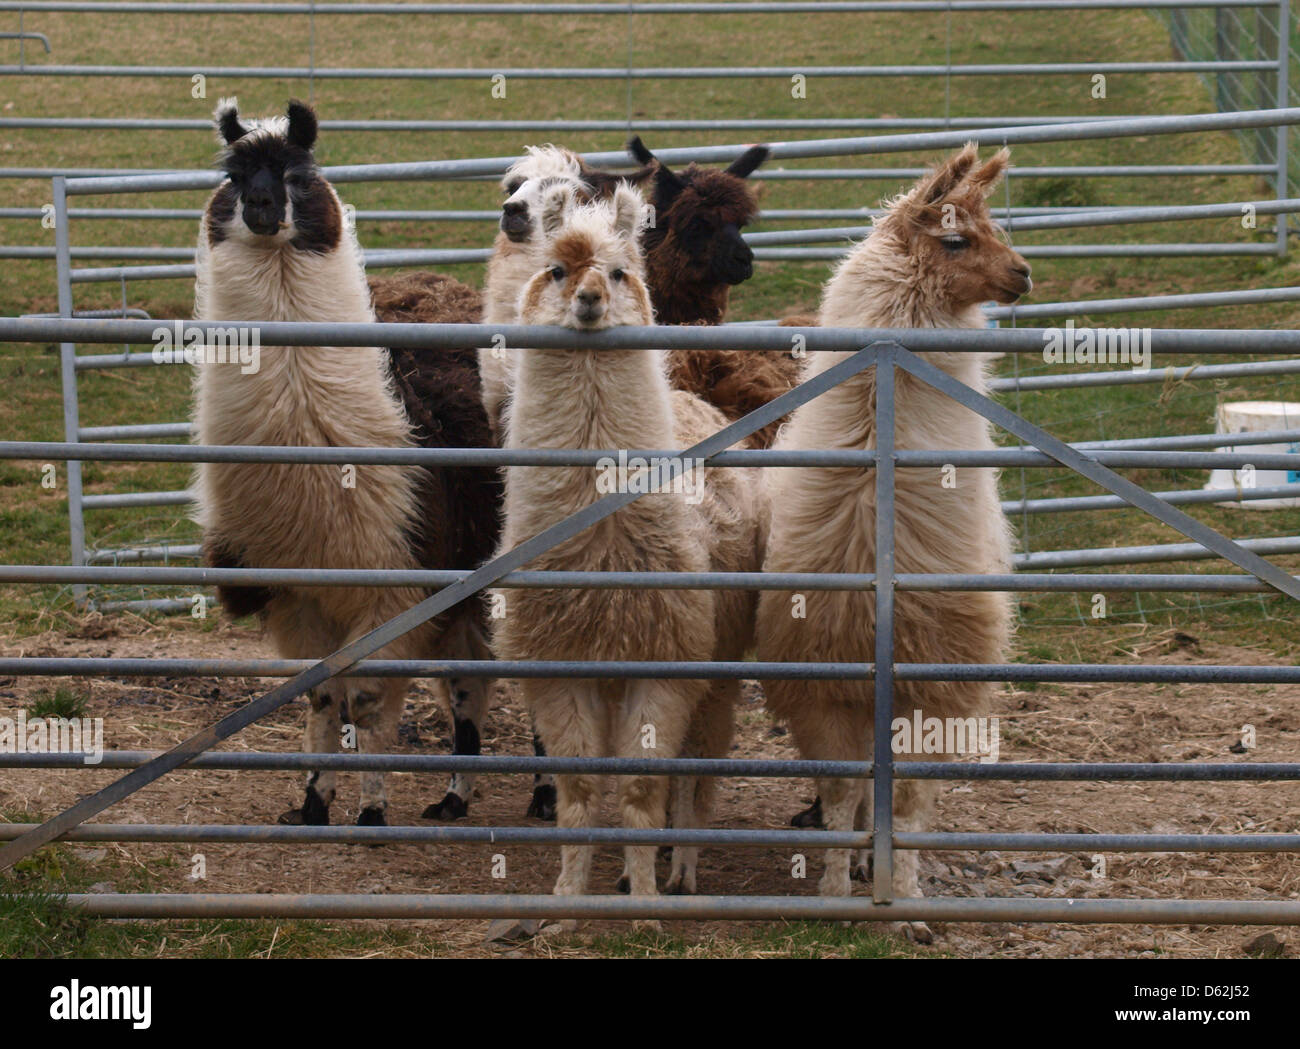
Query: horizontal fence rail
0,1,1280,12
5,658,1299,683
52,109,1300,193
11,317,1300,352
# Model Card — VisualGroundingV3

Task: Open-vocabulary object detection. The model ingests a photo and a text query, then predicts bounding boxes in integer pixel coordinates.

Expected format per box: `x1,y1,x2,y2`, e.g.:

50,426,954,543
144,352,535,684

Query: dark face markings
216,133,326,242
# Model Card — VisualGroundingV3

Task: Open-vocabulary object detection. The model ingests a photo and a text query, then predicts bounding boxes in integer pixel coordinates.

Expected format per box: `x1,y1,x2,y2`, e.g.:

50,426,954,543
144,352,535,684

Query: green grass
24,686,91,720
0,808,447,957
3,9,1299,645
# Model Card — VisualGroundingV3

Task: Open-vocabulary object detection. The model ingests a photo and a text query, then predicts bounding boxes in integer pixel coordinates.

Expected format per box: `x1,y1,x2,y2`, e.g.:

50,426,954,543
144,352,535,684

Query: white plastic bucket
1203,401,1300,509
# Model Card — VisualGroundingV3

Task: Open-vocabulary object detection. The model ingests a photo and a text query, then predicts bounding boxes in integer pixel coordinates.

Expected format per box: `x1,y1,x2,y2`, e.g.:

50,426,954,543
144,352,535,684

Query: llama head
497,144,654,244
627,136,769,288
882,143,1032,309
207,97,342,252
518,183,653,330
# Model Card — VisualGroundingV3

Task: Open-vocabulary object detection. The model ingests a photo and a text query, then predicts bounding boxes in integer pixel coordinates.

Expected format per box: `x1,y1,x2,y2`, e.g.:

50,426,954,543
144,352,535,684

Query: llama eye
611,268,625,282
550,266,566,282
941,234,969,251
506,179,524,194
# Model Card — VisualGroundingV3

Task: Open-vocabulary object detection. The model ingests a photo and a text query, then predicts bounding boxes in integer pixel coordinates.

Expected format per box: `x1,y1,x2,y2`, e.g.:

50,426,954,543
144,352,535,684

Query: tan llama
755,144,1031,943
492,183,765,926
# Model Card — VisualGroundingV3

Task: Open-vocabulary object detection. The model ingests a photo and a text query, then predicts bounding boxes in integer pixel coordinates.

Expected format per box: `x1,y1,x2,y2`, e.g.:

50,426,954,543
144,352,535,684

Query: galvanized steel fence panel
1,318,1298,925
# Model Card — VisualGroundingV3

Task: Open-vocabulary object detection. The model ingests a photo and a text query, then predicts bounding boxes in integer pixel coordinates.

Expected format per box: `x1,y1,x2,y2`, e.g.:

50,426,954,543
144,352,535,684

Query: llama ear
725,145,770,179
610,184,647,241
214,98,248,145
539,183,575,235
964,147,1010,197
651,160,686,205
630,136,686,203
286,100,318,152
626,135,656,167
916,142,981,207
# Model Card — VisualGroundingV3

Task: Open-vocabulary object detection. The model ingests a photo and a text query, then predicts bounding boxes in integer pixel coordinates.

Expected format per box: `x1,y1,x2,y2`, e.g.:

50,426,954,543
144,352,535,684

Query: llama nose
502,200,526,218
576,288,603,308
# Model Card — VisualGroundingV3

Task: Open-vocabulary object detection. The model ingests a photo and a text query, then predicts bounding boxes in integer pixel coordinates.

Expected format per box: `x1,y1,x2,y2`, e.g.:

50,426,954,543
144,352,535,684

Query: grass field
1,1,1299,957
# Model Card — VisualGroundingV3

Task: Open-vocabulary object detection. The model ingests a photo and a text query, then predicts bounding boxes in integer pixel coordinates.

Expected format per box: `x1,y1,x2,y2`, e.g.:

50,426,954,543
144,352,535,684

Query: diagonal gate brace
0,344,881,872
894,347,1300,603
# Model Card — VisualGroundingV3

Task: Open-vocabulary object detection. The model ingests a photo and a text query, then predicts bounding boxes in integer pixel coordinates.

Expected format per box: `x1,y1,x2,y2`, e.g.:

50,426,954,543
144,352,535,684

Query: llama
754,144,1030,942
193,98,502,827
492,183,765,921
626,137,802,449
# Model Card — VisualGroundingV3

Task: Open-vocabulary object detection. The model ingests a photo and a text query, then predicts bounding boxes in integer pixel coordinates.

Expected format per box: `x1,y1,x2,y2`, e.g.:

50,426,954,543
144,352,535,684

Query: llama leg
886,764,940,945
529,678,604,935
851,779,873,883
351,677,406,826
614,679,694,928
424,617,494,820
526,730,558,821
786,700,869,898
278,686,341,825
422,674,490,820
666,679,737,895
816,774,864,899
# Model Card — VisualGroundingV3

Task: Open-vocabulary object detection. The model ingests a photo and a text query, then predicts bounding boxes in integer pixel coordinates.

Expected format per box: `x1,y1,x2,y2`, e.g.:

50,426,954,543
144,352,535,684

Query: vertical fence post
308,0,316,107
1215,8,1233,113
53,176,87,607
1278,0,1291,255
872,343,897,904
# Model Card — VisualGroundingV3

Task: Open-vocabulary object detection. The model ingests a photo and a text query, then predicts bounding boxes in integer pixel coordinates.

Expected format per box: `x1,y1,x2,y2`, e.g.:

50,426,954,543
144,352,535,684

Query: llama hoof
526,785,557,821
537,918,578,938
356,805,387,827
851,861,872,884
631,919,663,934
422,792,469,821
896,920,934,946
278,788,330,826
615,874,630,894
790,797,825,828
664,875,696,896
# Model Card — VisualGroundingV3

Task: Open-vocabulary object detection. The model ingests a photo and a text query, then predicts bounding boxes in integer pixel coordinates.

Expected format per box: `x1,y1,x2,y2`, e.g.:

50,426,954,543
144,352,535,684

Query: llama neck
797,226,996,452
509,349,676,451
196,228,372,327
644,246,729,325
818,227,991,379
193,230,410,450
483,234,534,325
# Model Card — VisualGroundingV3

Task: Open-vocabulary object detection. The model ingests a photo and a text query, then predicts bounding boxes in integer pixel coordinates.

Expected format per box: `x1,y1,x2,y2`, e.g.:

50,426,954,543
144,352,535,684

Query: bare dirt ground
2,612,1298,958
